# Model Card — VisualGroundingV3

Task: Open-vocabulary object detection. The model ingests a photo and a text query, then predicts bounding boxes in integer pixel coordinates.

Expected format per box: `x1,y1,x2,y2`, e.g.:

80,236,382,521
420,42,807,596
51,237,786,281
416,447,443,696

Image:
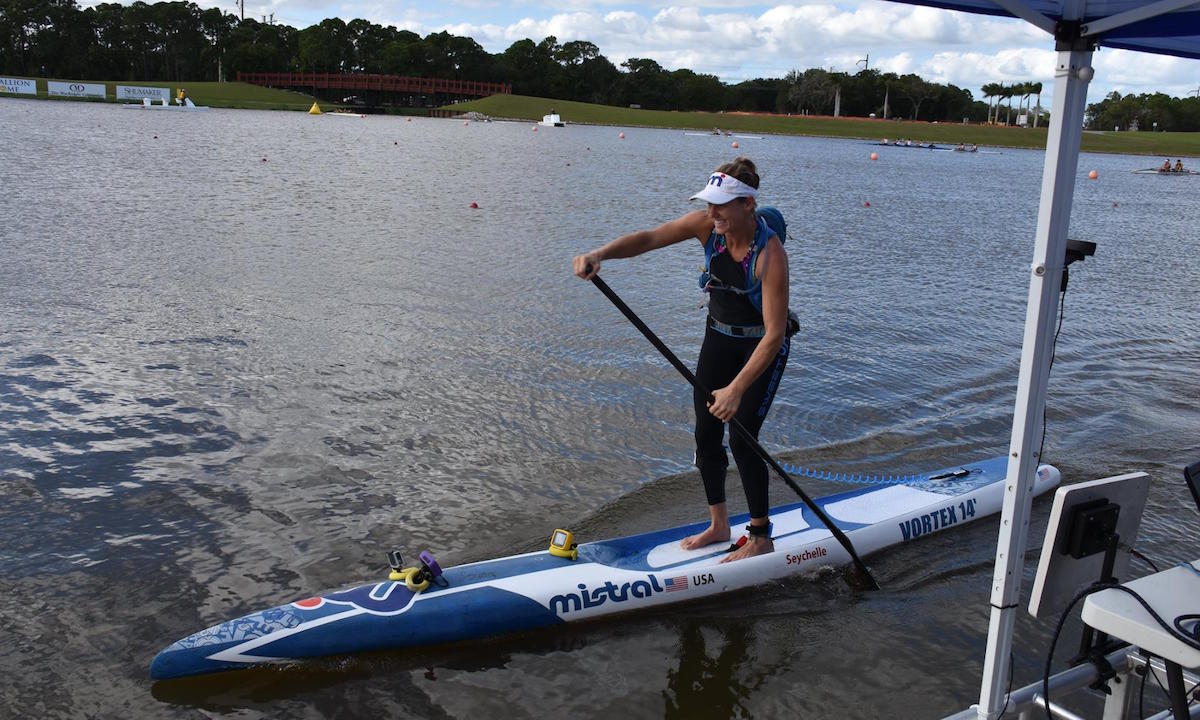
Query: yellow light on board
548,528,578,560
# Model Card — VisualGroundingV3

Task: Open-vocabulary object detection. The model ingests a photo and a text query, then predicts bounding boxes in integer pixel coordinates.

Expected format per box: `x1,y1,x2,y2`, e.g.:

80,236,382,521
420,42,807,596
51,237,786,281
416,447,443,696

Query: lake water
2,97,1199,719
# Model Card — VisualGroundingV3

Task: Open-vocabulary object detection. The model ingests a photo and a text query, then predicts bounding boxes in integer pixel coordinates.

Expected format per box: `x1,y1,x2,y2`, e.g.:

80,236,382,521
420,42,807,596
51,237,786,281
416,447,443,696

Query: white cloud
652,6,711,32
1094,49,1200,98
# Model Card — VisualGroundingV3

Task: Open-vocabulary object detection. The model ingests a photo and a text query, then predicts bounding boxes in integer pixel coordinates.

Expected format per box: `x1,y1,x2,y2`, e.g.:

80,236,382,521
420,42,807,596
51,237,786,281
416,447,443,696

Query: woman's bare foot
720,535,774,563
680,524,730,550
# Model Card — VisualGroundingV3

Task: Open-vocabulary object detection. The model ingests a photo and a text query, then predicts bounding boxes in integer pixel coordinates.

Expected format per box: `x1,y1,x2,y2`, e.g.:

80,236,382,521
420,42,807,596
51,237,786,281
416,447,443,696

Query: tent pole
975,43,1093,720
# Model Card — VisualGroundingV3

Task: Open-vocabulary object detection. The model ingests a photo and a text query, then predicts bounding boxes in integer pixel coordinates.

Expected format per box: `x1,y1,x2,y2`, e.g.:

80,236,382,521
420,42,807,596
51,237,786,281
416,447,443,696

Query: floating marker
732,141,739,149
863,201,870,207
1088,170,1099,179
870,152,878,161
619,132,625,139
469,202,478,209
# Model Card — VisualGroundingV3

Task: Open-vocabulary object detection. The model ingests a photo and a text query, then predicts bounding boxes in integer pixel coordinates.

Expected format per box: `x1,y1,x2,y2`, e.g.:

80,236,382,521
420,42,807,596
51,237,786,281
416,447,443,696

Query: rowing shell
149,456,1060,680
1131,168,1199,175
870,142,953,152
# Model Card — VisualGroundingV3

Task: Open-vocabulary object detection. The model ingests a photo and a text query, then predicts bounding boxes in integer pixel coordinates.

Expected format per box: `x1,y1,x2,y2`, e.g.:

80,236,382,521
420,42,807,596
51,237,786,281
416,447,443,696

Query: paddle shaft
588,274,879,591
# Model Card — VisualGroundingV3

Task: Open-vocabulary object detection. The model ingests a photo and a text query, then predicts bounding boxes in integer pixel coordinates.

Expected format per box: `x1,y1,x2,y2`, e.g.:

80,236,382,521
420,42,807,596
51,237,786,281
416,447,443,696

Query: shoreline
3,86,1195,158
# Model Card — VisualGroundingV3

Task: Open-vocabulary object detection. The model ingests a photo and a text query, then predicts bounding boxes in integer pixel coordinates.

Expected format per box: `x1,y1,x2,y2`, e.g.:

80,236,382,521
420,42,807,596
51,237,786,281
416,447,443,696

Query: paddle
587,272,880,591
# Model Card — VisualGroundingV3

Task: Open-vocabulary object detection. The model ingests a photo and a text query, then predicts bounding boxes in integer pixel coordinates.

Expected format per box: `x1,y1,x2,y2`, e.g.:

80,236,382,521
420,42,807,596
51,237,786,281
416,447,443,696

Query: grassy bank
3,77,323,110
448,94,1200,158
6,76,1197,157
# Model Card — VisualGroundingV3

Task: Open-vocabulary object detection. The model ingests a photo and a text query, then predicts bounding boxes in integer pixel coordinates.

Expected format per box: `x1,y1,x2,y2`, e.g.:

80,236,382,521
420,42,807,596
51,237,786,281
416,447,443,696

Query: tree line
1086,90,1200,132
0,0,987,119
4,0,1198,128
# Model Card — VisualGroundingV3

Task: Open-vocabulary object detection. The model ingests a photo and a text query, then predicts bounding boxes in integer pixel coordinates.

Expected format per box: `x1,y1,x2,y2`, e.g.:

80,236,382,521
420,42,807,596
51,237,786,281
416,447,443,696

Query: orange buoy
407,117,411,122
1088,170,1099,180
619,132,625,139
732,141,739,149
532,125,538,132
870,152,878,161
464,120,469,126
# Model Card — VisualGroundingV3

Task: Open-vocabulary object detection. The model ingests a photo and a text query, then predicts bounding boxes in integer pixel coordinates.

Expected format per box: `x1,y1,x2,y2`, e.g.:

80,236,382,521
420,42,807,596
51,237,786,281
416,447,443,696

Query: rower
1175,159,1185,172
1161,159,1172,172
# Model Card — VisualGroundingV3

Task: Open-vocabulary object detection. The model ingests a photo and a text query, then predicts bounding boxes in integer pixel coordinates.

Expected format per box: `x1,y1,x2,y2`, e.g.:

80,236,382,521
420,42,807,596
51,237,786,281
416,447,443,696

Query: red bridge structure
238,72,511,112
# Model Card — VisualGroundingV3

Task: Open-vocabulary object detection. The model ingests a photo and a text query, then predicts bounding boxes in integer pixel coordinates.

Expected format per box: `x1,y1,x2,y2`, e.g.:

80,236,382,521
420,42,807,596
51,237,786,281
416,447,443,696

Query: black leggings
693,324,790,519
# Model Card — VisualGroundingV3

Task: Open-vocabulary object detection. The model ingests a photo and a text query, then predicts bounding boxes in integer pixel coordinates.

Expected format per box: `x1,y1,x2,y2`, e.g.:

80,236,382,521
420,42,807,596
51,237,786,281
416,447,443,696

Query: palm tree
1031,81,1043,128
981,82,1002,124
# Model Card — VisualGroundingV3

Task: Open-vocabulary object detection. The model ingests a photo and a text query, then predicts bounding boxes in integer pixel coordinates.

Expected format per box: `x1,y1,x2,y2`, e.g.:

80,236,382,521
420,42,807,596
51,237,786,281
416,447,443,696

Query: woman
572,157,790,563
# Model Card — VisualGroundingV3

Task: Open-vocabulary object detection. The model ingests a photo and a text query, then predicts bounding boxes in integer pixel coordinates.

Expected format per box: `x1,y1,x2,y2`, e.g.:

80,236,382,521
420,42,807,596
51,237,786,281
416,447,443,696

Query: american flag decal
664,576,688,592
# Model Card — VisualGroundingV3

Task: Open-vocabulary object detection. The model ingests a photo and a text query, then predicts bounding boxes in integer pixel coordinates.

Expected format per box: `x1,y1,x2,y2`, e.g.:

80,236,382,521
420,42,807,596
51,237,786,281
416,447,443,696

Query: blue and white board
150,456,1060,680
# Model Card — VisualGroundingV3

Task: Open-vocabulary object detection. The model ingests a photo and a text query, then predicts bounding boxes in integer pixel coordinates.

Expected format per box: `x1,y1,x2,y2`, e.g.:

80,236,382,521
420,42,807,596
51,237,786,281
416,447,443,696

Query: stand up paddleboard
150,456,1059,680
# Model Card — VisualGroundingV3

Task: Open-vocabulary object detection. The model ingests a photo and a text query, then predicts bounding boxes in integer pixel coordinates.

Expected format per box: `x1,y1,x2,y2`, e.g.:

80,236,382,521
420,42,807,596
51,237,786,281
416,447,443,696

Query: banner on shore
116,85,170,101
1,77,38,95
48,81,106,99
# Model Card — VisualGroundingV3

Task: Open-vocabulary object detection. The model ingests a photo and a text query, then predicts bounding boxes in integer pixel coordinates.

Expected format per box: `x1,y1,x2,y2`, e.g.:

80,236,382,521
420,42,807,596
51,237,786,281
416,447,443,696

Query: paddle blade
846,561,881,592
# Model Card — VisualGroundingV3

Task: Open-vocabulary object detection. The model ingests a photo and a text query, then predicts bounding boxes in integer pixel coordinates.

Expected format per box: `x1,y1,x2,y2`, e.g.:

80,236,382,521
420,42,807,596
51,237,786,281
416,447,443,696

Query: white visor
689,172,758,204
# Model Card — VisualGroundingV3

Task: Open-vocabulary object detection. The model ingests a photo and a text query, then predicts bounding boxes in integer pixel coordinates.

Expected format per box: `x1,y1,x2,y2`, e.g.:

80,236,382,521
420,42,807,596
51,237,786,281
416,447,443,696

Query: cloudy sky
197,0,1199,108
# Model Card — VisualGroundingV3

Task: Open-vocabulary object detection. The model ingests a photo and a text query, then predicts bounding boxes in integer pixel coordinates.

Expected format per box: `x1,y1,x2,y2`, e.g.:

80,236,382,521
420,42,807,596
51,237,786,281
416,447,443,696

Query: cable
1149,657,1172,698
996,647,1015,719
1102,585,1200,652
1044,580,1200,720
1038,279,1069,465
1043,580,1116,720
1142,650,1200,714
1139,651,1149,719
1174,613,1200,643
1130,548,1161,573
779,463,982,487
779,462,912,485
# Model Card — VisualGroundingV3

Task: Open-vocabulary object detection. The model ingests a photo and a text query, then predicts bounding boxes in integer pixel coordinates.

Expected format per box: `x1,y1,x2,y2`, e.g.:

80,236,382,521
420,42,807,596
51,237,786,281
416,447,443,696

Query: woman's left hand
707,384,744,422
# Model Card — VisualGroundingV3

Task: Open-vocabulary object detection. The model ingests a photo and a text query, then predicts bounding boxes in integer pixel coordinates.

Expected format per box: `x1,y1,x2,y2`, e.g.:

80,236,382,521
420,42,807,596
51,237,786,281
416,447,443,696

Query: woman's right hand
573,252,601,280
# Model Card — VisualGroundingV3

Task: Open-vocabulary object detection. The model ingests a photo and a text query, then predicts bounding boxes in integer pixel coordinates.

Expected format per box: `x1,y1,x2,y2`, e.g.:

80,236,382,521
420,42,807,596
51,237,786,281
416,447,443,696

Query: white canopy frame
866,0,1199,716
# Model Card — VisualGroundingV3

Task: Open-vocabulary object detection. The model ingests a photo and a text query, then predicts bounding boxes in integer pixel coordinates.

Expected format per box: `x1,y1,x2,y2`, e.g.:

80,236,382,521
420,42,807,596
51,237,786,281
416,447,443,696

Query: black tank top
707,250,763,326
